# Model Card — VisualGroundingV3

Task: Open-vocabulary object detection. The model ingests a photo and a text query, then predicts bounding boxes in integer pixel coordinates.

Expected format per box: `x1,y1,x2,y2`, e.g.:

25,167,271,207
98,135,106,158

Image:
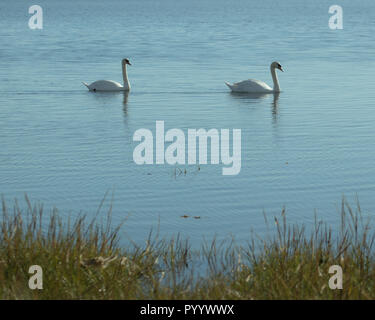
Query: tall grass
0,195,374,299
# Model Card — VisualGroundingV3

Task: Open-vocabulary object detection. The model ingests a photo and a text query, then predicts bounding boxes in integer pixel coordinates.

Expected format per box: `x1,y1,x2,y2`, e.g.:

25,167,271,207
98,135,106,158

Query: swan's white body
226,61,283,93
83,58,131,92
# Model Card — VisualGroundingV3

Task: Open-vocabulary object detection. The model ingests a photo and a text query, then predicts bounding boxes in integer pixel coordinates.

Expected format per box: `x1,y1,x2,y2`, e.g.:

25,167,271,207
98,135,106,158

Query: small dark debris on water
181,215,189,218
193,216,201,219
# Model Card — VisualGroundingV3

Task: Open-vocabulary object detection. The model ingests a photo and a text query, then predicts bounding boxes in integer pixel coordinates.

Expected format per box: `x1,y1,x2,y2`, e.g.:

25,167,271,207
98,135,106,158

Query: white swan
83,58,131,92
225,61,283,93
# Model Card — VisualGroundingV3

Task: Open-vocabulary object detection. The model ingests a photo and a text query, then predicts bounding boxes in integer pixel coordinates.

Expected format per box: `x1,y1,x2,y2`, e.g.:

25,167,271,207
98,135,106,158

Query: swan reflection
229,92,270,100
271,92,280,124
123,91,129,105
229,91,280,123
122,91,129,116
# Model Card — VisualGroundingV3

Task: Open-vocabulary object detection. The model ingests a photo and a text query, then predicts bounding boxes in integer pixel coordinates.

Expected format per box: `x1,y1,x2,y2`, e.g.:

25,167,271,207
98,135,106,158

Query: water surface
1,0,374,246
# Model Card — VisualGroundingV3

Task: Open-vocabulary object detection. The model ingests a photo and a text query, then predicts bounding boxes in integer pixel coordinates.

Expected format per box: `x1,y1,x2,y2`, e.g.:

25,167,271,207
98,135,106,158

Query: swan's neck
122,62,130,90
270,66,280,92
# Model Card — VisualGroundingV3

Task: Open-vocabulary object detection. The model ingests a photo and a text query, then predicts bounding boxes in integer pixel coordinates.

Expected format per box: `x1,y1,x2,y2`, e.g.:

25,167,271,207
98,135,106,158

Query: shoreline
0,196,374,299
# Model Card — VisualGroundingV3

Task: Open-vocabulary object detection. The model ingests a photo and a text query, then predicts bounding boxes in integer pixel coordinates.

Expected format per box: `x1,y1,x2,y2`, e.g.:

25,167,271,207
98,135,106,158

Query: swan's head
122,58,131,66
271,61,283,72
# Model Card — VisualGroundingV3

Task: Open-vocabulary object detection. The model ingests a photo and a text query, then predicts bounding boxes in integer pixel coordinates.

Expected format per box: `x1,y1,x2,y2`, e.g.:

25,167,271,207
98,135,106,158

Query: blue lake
0,0,374,246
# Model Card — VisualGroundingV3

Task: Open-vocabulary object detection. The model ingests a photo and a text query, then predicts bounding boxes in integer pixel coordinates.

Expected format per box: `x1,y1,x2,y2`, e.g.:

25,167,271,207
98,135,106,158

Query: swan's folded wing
87,80,124,91
231,79,272,92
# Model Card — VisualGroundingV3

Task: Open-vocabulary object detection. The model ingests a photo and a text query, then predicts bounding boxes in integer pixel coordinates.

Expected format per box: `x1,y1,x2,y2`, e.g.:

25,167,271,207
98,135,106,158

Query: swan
83,58,131,92
225,61,283,93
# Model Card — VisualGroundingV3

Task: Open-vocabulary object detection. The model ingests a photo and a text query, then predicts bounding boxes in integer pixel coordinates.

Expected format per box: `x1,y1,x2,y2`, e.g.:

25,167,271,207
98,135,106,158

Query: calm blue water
1,0,374,246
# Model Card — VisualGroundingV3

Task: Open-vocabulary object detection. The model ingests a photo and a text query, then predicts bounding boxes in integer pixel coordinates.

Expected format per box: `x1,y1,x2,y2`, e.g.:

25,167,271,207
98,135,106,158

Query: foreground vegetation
0,195,374,299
